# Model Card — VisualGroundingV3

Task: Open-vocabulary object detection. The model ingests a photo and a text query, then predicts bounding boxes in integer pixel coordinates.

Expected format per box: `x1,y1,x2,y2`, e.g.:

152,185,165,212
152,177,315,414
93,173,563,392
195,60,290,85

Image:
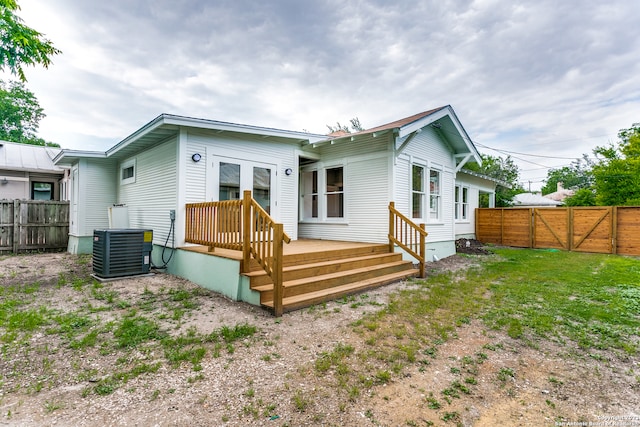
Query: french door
211,157,277,217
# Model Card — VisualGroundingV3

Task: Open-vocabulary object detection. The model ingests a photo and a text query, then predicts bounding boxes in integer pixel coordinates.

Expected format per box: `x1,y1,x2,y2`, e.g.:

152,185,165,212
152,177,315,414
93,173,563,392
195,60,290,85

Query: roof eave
53,150,108,165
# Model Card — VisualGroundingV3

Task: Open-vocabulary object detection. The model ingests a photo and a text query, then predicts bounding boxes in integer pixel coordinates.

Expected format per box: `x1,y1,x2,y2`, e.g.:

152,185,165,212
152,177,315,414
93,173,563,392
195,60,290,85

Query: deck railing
388,202,427,277
185,191,290,316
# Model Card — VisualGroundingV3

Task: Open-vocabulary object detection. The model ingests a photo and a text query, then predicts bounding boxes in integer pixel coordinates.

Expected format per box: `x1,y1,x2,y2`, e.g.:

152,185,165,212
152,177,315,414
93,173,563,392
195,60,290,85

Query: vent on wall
93,229,153,279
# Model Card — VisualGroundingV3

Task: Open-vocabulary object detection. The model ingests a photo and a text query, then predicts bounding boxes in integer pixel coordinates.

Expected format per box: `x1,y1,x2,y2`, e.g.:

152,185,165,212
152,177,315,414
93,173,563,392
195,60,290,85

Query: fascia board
162,115,326,142
53,150,107,165
397,108,449,138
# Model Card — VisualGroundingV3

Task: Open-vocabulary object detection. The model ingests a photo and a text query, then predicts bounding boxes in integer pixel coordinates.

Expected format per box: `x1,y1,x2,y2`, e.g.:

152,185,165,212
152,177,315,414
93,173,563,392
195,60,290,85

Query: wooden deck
180,239,419,313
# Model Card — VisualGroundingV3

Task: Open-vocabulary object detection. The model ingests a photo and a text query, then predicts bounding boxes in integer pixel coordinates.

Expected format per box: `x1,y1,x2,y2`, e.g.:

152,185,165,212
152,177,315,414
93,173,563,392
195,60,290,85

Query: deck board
179,239,384,260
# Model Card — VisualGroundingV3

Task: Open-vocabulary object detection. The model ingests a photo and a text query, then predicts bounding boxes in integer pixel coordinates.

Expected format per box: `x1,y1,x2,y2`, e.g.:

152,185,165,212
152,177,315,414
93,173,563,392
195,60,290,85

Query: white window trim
428,168,441,223
411,163,426,220
300,163,347,222
120,159,136,185
324,165,345,221
301,169,319,221
455,185,470,222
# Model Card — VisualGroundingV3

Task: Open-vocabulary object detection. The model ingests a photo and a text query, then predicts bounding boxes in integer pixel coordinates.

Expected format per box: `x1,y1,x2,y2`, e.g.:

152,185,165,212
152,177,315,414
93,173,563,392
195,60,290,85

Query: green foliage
0,0,61,81
563,188,596,206
0,79,57,145
464,154,524,206
541,156,594,195
591,124,640,206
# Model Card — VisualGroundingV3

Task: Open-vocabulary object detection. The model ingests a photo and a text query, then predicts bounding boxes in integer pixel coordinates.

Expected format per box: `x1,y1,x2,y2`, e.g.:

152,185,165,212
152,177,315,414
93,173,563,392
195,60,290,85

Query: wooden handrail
388,202,427,278
185,191,290,316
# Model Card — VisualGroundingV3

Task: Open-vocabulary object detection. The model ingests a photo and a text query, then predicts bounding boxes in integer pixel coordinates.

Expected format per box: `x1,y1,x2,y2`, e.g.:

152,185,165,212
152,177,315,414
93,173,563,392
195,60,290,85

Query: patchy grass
322,249,640,410
0,260,259,398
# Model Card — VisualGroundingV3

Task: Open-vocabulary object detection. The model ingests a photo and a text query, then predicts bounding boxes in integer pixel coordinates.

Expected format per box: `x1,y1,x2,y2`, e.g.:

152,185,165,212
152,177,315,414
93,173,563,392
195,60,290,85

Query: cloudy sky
6,0,640,190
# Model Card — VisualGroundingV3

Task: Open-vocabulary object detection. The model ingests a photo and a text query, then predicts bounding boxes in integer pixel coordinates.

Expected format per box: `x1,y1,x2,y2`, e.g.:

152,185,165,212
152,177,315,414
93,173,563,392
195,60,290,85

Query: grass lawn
1,248,639,426
330,248,640,409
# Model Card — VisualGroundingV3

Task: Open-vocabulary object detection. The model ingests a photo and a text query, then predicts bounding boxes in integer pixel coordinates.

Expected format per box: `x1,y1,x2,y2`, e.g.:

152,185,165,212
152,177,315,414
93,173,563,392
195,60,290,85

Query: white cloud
8,0,640,189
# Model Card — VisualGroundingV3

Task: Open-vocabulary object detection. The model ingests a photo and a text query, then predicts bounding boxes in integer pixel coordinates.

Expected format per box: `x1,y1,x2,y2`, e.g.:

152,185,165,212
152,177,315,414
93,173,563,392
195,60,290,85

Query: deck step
253,260,414,302
246,252,404,287
261,269,418,313
242,242,420,313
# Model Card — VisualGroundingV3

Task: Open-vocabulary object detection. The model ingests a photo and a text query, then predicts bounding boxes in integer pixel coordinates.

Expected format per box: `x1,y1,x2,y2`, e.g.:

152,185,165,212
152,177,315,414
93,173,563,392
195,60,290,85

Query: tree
464,154,524,207
1,0,61,81
541,155,594,195
592,124,640,206
562,188,596,206
0,79,57,146
327,117,364,134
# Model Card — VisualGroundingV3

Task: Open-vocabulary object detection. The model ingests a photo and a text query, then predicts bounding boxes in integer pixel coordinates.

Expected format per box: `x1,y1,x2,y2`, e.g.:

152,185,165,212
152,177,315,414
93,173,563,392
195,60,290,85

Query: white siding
394,126,457,243
185,130,300,238
454,173,496,238
79,158,117,235
298,135,391,243
118,138,178,245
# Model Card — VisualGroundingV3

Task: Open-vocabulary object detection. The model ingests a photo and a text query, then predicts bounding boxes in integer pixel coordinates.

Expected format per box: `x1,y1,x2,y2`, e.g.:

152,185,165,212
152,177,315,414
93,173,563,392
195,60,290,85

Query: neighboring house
0,141,67,200
544,182,575,203
53,106,499,311
513,192,563,207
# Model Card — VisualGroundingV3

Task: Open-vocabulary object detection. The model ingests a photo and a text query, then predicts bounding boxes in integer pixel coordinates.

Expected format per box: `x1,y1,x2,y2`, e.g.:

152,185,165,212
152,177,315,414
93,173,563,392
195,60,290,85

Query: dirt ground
0,248,639,427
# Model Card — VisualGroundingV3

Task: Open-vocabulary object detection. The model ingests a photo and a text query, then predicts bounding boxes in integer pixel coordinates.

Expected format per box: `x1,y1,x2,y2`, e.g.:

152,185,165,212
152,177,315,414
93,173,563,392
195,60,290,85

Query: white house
0,141,68,200
54,106,499,312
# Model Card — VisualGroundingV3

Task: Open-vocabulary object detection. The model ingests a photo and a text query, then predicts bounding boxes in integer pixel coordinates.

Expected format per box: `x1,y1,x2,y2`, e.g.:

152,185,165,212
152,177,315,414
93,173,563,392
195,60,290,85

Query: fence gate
0,200,70,253
533,208,570,250
570,207,613,254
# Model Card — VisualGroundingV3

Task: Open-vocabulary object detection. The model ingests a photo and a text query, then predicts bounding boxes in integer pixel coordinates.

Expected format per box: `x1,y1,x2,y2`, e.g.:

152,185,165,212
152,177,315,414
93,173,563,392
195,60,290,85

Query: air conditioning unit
93,229,153,279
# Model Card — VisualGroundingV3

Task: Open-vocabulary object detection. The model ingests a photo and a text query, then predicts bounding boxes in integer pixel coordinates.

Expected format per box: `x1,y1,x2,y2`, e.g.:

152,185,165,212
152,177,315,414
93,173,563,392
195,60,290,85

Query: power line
473,143,582,160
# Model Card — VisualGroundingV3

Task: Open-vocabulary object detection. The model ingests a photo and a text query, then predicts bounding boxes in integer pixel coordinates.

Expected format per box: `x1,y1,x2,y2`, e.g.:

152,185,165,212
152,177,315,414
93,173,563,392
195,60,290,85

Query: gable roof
0,140,64,174
312,105,482,164
358,107,446,135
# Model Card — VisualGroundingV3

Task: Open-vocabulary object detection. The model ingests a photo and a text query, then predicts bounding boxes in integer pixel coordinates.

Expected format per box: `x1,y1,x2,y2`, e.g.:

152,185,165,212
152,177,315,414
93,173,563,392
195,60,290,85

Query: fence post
242,191,252,273
388,202,395,253
12,199,20,253
611,206,617,254
273,223,284,317
419,223,426,278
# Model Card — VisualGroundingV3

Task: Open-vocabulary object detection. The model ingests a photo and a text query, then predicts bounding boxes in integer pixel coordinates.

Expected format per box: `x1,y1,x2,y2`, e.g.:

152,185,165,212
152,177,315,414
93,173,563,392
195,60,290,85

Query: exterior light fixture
191,153,202,162
285,168,293,176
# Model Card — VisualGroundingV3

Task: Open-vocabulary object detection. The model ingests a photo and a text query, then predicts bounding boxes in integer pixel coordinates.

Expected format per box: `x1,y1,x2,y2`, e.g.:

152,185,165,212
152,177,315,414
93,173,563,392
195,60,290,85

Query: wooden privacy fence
0,200,70,253
476,207,640,255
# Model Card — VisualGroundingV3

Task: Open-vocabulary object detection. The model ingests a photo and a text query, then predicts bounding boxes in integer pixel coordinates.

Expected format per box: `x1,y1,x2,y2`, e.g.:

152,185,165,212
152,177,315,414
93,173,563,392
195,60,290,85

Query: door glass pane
253,166,271,214
219,162,240,200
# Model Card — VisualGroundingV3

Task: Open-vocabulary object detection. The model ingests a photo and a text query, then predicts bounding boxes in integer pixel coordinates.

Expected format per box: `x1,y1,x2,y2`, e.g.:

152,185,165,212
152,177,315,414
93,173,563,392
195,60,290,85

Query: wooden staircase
244,243,418,313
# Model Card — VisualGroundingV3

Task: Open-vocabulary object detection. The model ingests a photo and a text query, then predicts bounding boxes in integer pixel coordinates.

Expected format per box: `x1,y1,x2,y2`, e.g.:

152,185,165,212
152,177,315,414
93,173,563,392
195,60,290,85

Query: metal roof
0,141,64,174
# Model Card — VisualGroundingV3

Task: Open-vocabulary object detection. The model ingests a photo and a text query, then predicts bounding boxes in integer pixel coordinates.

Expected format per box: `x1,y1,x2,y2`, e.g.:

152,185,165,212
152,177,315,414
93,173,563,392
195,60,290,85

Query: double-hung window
412,165,425,219
429,170,441,220
455,185,469,221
